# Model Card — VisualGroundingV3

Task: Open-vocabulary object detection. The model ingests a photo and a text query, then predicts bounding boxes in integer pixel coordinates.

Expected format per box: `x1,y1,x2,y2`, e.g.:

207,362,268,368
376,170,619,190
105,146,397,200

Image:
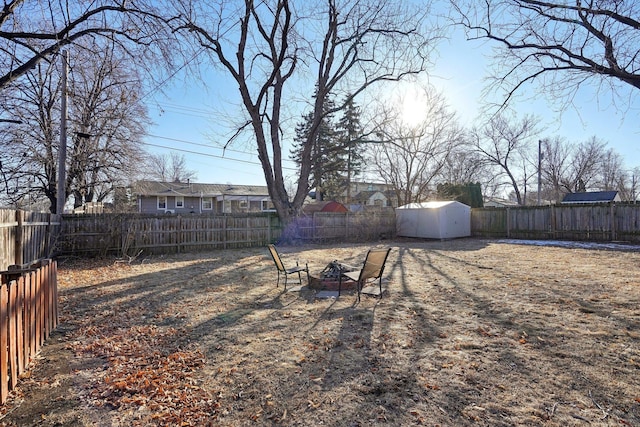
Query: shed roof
397,201,470,210
561,191,619,204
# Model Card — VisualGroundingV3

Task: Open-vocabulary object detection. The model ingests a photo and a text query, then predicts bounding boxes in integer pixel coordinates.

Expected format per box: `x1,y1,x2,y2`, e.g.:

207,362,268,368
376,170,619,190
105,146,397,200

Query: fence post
611,203,616,241
223,215,227,250
0,282,8,403
177,215,182,254
551,205,556,239
506,207,511,238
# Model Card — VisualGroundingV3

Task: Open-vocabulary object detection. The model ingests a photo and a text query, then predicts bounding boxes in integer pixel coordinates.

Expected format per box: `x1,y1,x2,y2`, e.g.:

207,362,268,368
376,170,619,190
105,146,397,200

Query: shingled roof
561,191,620,204
133,180,269,197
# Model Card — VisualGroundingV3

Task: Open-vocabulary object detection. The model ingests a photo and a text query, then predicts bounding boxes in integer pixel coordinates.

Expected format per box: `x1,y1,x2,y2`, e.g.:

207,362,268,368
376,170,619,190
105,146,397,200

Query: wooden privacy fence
58,213,282,256
291,210,396,242
58,210,398,257
0,260,58,404
0,209,61,271
471,203,640,242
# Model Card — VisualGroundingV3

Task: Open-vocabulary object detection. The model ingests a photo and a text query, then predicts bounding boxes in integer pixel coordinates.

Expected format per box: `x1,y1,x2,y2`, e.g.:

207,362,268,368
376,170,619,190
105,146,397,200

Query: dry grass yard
1,238,639,426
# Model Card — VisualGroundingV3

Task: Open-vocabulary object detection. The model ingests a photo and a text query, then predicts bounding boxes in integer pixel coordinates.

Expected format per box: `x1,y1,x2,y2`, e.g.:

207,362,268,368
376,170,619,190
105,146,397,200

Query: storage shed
396,201,471,239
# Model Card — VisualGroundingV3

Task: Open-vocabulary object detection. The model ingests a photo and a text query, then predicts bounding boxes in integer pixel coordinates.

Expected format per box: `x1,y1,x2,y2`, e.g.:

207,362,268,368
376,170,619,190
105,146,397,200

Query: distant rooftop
133,180,269,197
561,191,620,204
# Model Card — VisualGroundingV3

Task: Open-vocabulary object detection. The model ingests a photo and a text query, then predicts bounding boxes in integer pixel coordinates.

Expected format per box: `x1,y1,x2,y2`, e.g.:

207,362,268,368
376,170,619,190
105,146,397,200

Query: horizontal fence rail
58,213,281,257
471,203,640,243
291,210,396,242
57,210,397,257
0,260,58,404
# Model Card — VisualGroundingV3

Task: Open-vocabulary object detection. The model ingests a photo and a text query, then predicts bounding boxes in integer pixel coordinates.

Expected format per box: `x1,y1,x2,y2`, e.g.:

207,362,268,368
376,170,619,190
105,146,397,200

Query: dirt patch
1,238,639,426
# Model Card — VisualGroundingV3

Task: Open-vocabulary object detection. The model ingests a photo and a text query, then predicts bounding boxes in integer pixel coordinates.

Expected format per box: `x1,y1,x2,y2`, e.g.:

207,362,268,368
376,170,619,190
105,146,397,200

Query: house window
239,200,248,210
175,196,184,208
261,200,276,212
202,197,213,210
374,199,383,207
157,196,167,210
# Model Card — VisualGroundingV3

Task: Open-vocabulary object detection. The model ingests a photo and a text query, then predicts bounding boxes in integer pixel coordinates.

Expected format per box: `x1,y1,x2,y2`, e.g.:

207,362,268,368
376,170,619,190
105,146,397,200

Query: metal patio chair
267,244,309,290
340,248,391,301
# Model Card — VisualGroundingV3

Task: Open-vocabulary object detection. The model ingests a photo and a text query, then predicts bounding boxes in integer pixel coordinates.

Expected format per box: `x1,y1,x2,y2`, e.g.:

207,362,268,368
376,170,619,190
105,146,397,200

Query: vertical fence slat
28,272,35,363
16,277,24,376
23,273,31,369
0,282,8,403
36,267,43,351
8,282,17,390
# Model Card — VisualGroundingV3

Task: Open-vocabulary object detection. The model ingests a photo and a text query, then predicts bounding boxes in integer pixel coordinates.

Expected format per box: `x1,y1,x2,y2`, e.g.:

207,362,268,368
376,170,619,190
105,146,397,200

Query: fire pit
309,260,358,291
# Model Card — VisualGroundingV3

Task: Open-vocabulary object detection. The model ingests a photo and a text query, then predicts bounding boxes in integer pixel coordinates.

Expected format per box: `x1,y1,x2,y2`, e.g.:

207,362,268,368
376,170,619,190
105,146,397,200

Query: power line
141,141,299,171
146,133,298,165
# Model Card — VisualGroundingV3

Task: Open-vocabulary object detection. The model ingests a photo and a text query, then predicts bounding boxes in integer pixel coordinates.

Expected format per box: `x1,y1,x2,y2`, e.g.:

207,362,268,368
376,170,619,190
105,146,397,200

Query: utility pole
57,51,68,215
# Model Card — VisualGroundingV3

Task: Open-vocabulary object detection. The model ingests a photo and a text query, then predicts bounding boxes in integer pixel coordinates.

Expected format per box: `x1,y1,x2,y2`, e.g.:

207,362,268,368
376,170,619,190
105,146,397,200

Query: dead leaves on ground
74,325,220,426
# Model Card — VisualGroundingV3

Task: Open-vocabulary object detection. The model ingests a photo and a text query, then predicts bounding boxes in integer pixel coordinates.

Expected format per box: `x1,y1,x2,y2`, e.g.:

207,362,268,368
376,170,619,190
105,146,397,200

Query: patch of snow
497,239,640,252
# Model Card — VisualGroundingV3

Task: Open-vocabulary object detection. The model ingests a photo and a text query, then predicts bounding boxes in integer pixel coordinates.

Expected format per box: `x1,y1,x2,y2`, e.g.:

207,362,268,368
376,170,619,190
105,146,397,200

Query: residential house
346,181,397,208
561,191,621,204
133,180,274,214
483,197,519,208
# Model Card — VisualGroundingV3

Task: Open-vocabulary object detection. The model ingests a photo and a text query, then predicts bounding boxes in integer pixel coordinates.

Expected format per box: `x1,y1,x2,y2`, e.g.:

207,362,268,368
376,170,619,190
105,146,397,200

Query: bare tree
172,0,439,223
451,0,640,110
371,89,463,205
144,152,198,183
0,41,150,212
0,60,60,210
563,136,607,193
539,136,572,203
540,135,625,201
439,144,489,186
471,114,540,205
0,0,172,92
617,167,640,202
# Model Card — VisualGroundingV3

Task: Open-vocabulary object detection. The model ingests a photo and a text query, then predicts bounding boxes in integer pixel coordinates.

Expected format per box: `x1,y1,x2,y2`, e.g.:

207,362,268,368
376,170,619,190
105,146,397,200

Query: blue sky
142,19,640,186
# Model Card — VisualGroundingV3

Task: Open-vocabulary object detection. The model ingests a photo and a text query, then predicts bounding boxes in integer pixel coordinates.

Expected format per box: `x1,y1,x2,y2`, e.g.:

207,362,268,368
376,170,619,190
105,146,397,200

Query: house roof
302,201,348,214
561,191,619,204
133,180,270,197
351,190,396,203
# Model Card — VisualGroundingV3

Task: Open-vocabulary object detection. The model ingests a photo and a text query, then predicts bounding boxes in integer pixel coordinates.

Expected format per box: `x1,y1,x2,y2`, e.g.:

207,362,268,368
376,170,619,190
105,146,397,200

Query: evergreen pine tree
290,95,339,202
335,96,364,203
291,94,365,203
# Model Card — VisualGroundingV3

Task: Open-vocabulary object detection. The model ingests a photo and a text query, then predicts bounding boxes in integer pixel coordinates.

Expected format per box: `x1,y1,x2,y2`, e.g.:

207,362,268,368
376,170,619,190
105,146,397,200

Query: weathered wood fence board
57,210,397,257
471,203,640,242
58,213,282,256
0,260,58,404
0,209,61,271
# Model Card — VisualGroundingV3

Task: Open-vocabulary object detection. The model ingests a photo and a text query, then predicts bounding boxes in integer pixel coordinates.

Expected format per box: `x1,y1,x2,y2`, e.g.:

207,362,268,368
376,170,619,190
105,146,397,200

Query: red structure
302,201,348,214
